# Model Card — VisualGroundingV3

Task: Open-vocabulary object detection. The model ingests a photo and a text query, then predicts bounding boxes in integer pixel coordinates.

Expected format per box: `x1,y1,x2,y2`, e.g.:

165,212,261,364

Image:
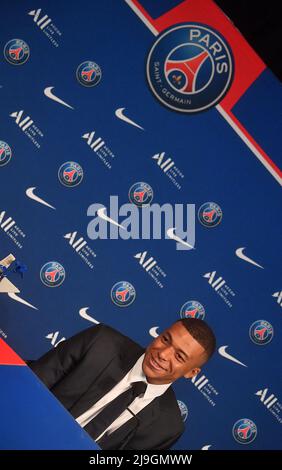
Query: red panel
0,338,26,366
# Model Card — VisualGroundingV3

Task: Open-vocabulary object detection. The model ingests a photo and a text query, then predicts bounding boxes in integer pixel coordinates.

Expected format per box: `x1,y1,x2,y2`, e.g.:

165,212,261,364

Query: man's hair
177,318,216,364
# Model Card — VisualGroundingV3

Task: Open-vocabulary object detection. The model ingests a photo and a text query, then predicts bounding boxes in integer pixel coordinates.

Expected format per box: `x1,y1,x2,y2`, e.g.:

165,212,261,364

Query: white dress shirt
76,353,171,442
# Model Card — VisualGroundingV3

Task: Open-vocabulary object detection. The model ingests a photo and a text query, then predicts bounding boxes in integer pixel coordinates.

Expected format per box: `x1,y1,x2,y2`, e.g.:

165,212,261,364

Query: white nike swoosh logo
115,108,144,130
26,187,56,210
218,346,247,367
149,326,159,338
201,445,212,450
8,292,38,310
235,247,263,269
167,227,195,249
79,307,100,324
44,86,74,110
97,207,126,230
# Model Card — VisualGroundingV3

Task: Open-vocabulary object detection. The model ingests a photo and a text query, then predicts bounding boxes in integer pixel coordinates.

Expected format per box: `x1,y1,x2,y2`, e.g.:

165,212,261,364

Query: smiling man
29,319,216,450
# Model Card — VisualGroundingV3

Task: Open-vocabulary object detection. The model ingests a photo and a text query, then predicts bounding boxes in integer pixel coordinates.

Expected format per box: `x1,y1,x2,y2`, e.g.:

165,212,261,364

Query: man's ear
184,367,201,379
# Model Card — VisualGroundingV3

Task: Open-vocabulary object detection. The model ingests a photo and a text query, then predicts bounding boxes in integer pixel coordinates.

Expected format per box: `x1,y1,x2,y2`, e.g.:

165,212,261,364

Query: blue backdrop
0,0,281,450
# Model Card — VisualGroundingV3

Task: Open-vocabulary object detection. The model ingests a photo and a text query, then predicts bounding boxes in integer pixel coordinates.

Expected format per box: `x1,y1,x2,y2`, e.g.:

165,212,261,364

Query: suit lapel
70,346,144,418
99,394,160,450
70,339,162,449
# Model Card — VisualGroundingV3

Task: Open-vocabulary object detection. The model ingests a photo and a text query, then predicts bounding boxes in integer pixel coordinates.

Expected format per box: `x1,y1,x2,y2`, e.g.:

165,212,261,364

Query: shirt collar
127,353,171,399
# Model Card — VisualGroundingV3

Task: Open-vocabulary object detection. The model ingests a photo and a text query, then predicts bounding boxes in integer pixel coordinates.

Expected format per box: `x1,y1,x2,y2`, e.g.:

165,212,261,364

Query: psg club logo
180,300,205,320
232,419,257,444
198,202,222,227
40,262,65,287
58,161,83,187
146,23,234,113
111,281,136,307
0,141,12,166
249,320,274,345
128,182,153,207
76,61,102,87
4,39,30,65
177,401,188,422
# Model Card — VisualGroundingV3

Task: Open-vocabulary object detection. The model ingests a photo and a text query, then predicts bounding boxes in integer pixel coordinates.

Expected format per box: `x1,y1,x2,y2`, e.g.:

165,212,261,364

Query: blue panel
139,0,185,18
0,365,98,449
232,68,282,169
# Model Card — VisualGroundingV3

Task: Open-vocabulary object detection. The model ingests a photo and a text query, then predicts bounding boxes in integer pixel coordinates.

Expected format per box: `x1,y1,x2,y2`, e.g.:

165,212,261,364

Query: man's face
142,322,206,385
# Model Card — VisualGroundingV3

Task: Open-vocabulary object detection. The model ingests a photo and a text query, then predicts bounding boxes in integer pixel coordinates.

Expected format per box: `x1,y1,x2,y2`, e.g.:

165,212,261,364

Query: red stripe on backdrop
0,338,26,366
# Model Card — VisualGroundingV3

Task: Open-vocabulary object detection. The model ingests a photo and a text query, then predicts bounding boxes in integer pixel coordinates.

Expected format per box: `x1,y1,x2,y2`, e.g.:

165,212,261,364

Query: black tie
84,381,147,441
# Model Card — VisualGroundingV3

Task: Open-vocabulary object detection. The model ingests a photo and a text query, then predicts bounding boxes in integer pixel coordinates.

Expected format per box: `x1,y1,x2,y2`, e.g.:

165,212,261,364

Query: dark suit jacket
29,323,184,450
